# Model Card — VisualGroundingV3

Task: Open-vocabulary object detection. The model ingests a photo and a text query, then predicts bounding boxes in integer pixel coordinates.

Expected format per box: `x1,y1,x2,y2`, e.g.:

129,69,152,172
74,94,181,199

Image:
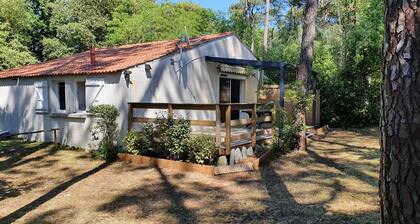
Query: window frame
76,81,86,112
57,81,67,113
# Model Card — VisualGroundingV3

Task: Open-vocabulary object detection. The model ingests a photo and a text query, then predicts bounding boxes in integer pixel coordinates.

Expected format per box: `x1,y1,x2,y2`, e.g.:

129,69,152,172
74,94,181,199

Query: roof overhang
205,56,287,70
205,56,318,77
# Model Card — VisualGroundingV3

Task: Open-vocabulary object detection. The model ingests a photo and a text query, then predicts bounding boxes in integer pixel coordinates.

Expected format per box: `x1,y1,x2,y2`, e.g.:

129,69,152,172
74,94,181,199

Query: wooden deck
127,103,273,155
192,126,272,148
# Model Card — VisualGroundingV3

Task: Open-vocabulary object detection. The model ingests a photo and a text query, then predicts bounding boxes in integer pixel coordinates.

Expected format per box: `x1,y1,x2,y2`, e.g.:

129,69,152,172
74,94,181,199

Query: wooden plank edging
117,153,215,176
117,142,278,176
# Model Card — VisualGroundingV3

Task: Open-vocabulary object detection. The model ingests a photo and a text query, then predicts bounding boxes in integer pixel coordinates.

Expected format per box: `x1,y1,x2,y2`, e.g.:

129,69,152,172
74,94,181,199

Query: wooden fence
127,103,272,155
258,85,321,126
2,128,61,148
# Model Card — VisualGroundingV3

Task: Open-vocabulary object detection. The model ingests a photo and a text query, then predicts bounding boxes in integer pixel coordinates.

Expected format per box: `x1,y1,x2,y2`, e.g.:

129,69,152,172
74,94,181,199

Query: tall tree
245,0,260,52
380,0,420,223
105,1,227,46
0,0,37,70
263,0,270,55
297,0,317,150
230,0,263,53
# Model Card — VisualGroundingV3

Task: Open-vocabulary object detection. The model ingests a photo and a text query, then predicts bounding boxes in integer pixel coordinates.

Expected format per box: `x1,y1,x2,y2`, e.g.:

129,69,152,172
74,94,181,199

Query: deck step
220,129,273,142
221,135,272,148
214,163,254,175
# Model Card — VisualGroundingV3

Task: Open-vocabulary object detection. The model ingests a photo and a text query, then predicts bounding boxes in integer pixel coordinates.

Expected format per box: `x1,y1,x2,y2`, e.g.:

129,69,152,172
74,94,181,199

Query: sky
170,0,237,12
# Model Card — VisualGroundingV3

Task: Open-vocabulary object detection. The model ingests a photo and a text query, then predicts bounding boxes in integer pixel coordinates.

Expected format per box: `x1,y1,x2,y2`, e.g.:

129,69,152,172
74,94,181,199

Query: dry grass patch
0,129,380,223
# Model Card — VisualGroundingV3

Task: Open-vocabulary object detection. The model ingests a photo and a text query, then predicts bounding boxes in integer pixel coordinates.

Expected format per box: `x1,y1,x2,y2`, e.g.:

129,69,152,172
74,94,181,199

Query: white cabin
0,33,259,148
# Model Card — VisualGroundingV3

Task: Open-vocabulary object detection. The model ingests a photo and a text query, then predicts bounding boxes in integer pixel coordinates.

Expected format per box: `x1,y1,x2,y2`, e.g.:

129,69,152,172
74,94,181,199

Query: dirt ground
0,129,380,224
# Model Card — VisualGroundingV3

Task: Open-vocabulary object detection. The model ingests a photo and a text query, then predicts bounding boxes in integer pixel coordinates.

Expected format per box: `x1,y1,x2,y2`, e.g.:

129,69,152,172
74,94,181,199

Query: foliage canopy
0,0,384,127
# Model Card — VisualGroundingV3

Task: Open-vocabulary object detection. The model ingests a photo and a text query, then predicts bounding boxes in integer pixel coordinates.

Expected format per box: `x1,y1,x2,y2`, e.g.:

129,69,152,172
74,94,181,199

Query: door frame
219,76,244,121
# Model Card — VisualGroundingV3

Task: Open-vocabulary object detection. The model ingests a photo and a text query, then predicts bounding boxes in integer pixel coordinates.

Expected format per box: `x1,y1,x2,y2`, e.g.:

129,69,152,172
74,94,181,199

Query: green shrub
154,114,191,160
122,115,220,165
124,123,154,155
96,140,118,161
270,81,310,152
319,76,380,127
187,134,218,165
272,107,304,152
285,81,313,114
90,104,120,161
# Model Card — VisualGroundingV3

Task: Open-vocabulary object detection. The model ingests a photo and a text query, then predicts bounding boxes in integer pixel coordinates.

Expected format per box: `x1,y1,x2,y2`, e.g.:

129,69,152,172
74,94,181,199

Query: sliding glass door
220,77,241,122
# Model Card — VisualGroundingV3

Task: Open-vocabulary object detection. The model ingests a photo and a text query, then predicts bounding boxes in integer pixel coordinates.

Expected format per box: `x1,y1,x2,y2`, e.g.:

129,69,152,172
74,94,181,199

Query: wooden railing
128,103,271,155
2,128,61,148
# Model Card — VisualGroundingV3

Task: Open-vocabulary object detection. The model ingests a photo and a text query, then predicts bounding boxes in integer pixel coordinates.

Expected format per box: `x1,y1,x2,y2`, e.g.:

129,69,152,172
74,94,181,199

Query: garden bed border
117,125,329,176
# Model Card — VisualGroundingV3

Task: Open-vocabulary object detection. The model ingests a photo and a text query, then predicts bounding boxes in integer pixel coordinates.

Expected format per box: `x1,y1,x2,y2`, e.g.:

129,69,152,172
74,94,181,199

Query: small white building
0,32,259,148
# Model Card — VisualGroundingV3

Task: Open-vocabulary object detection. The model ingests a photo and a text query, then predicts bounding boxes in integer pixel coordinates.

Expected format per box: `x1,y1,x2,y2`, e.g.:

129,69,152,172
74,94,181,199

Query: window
34,81,49,112
58,82,66,110
220,78,231,103
77,81,86,111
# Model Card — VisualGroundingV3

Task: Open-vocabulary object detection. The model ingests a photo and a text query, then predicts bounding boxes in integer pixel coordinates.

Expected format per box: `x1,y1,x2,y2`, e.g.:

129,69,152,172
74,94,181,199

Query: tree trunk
263,0,270,55
297,0,317,151
250,8,255,53
380,1,420,223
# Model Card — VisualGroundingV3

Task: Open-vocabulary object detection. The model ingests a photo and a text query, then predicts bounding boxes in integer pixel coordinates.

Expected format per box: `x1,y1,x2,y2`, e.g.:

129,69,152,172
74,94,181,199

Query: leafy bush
124,123,154,155
319,76,380,127
272,108,304,152
187,135,218,165
285,81,313,114
155,114,191,160
122,115,221,165
90,104,120,161
272,82,309,152
96,141,118,161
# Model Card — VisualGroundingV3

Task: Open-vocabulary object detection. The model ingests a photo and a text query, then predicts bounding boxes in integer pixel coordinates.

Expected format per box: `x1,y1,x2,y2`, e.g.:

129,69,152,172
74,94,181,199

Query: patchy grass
0,129,380,223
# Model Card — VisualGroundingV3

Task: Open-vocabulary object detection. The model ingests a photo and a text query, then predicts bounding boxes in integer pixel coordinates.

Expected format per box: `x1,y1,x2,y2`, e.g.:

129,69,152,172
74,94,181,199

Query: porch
127,103,273,155
127,56,320,155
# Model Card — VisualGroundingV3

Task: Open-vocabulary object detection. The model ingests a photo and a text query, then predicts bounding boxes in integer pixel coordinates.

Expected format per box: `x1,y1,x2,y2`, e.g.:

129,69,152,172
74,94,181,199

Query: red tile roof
0,32,233,79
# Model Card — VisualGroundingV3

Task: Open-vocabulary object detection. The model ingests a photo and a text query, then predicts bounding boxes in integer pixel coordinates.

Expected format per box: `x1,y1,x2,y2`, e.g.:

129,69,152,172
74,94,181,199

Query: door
220,77,241,122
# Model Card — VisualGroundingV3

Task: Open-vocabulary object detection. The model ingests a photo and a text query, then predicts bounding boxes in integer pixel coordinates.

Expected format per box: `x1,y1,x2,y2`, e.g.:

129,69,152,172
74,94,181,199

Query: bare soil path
0,129,380,223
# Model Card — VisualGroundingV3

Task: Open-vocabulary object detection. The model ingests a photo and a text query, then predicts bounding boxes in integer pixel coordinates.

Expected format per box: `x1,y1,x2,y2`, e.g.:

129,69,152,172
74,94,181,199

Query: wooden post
225,105,231,155
311,90,316,126
315,89,320,126
215,105,222,154
53,129,58,149
272,100,278,125
279,64,285,107
128,103,133,131
251,104,257,148
168,104,173,117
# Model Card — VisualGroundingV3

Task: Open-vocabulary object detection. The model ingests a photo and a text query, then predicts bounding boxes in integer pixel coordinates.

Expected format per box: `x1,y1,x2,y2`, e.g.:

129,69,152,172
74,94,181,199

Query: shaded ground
0,129,380,223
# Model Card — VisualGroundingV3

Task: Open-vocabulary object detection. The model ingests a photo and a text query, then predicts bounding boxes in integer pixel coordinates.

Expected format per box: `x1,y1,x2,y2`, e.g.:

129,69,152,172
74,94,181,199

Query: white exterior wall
0,35,257,148
127,35,257,120
0,74,128,148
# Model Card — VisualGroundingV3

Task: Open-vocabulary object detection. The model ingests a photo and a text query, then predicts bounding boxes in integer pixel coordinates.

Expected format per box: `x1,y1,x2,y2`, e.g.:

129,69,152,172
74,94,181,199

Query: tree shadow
260,163,329,223
22,206,74,224
97,166,197,223
260,161,379,223
0,179,41,201
0,140,53,171
0,162,110,224
155,167,197,223
305,147,378,187
312,138,379,151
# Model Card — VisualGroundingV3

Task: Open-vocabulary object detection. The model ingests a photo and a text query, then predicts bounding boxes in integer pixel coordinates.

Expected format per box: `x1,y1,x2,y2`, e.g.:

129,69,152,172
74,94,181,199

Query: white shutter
34,80,49,111
86,77,105,108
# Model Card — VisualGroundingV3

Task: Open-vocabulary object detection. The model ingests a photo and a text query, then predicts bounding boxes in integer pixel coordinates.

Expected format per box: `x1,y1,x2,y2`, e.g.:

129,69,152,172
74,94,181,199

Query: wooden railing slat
127,102,272,156
215,105,222,150
251,104,257,148
132,117,216,126
128,103,134,131
225,105,232,155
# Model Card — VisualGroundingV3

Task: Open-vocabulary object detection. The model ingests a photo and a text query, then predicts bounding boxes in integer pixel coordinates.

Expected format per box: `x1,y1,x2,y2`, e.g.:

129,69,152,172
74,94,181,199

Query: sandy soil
0,128,380,224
